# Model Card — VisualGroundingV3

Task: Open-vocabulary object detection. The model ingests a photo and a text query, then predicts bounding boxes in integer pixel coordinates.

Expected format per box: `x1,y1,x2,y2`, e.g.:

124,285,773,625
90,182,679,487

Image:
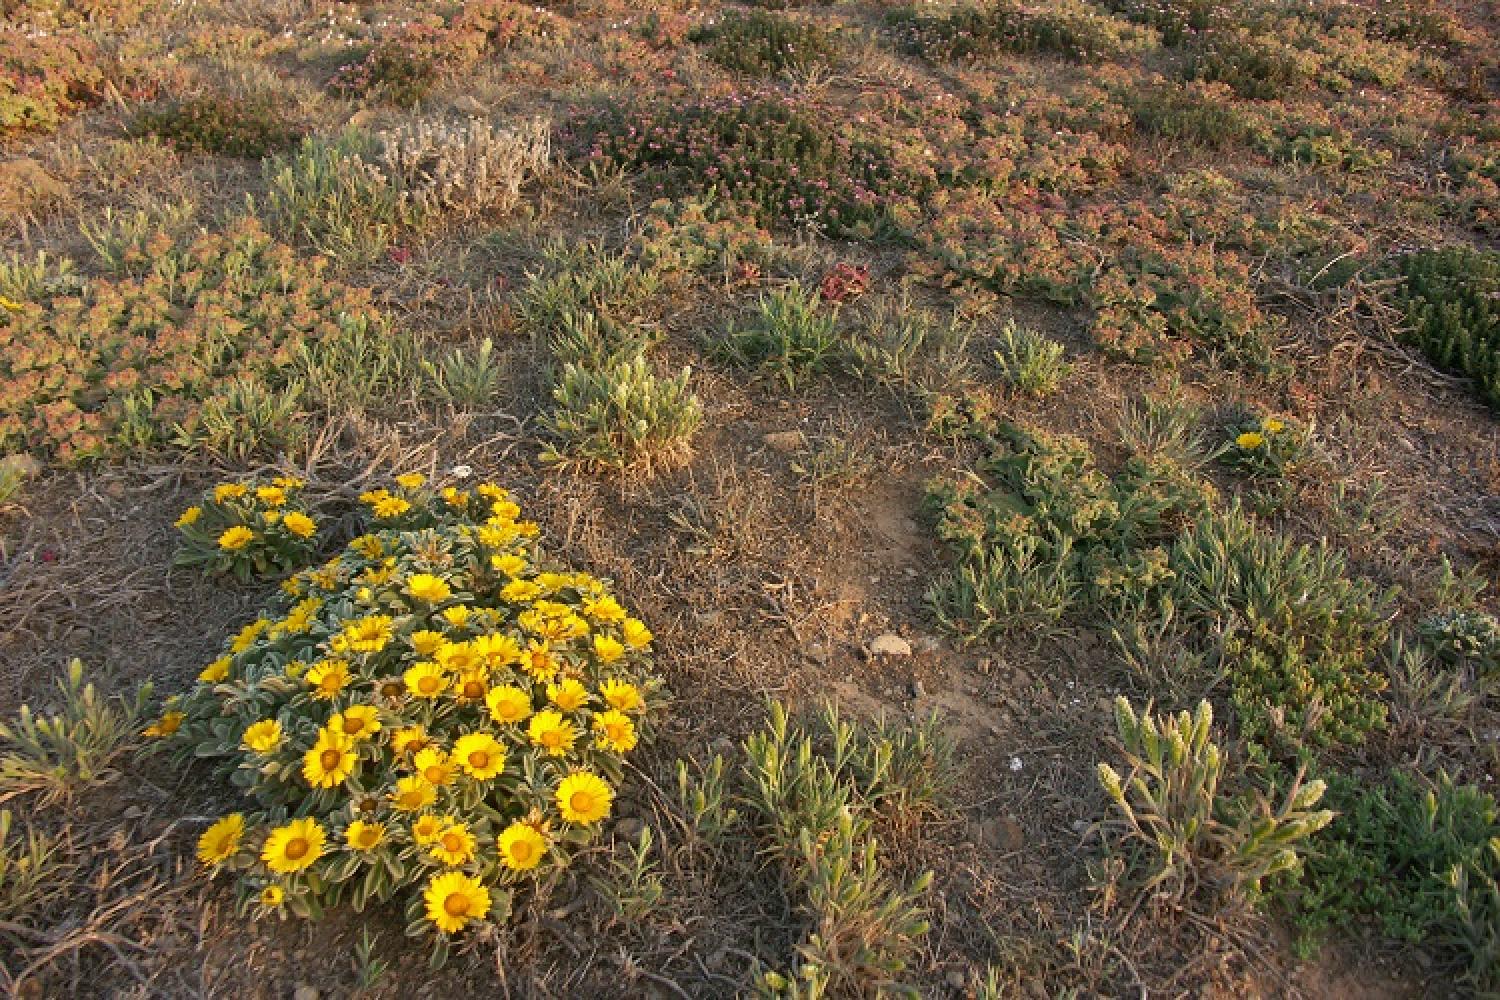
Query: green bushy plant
540,354,702,473
990,321,1070,396
1219,413,1307,478
719,282,841,390
691,9,839,76
845,296,972,395
1394,246,1500,409
888,0,1154,64
1418,609,1500,683
135,94,300,157
173,476,321,582
1,27,102,136
262,131,412,263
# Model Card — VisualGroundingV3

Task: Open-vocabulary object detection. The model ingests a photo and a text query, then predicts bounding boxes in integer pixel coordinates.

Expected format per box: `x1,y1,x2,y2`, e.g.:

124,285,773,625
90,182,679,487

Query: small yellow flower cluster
173,476,319,582
176,477,658,938
1226,414,1302,479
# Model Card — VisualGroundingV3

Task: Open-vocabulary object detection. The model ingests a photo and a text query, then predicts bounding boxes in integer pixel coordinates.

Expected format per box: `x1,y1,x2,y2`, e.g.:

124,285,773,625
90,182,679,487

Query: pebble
763,430,804,453
293,987,319,1000
945,968,968,989
868,633,912,657
804,643,831,665
910,679,926,699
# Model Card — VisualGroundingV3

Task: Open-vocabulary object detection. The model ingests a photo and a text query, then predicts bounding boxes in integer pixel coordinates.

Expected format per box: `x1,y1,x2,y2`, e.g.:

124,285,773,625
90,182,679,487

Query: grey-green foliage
720,282,841,390
540,354,701,472
262,130,412,263
846,295,972,393
422,337,508,406
990,320,1070,395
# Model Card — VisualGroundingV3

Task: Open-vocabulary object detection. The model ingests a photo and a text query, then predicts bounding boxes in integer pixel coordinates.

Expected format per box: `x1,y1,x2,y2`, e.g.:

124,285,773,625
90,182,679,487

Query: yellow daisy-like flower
414,747,456,787
556,772,613,825
144,710,184,738
198,656,232,683
259,885,285,907
214,483,248,502
424,871,490,935
196,813,244,865
453,668,489,703
599,679,644,713
351,534,384,559
256,485,287,507
473,632,521,668
1236,431,1265,450
1261,416,1285,433
476,482,506,500
230,618,270,653
410,813,446,845
390,775,437,812
528,710,577,757
218,525,255,551
498,821,548,872
343,615,394,654
410,629,446,656
547,678,589,712
345,820,386,852
406,573,452,603
175,506,202,528
500,578,543,603
520,641,558,683
372,496,412,519
453,732,507,780
273,475,305,489
264,510,283,526
391,725,429,755
593,710,638,754
404,661,448,699
0,294,24,312
306,660,351,700
242,719,283,754
262,817,325,875
490,552,527,576
621,618,652,649
592,634,625,665
441,605,473,629
429,822,477,866
329,705,382,741
282,512,316,539
582,595,627,623
302,730,357,789
435,641,481,674
486,685,533,725
395,472,426,490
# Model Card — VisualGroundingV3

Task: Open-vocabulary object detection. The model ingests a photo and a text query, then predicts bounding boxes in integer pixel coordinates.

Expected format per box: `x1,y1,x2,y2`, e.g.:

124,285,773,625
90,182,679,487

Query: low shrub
1418,609,1500,684
1184,27,1315,100
1218,412,1306,478
174,476,321,582
1127,83,1251,148
630,197,775,286
846,295,972,396
166,478,660,952
1,26,102,136
376,116,550,220
539,354,702,473
262,130,412,263
0,216,384,462
691,9,839,76
990,321,1070,396
329,24,466,108
718,282,842,390
888,0,1155,64
571,94,933,236
1394,246,1500,410
134,94,301,158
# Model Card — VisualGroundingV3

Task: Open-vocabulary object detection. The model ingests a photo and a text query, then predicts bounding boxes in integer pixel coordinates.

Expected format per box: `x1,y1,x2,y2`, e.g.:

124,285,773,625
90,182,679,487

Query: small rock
910,679,926,699
762,430,804,453
804,643,830,665
997,815,1025,852
451,95,486,116
945,968,968,990
614,817,646,842
293,987,319,1000
868,633,912,657
913,635,943,655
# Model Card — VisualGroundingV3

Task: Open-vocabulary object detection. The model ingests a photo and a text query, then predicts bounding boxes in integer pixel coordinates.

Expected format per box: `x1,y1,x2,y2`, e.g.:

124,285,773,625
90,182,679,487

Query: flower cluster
174,477,320,582
1,26,103,137
1222,414,1304,477
167,477,658,942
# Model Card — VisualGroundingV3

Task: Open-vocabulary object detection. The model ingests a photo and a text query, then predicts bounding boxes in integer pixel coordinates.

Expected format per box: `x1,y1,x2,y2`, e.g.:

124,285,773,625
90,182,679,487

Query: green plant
377,116,549,219
889,0,1154,64
0,660,151,807
262,131,411,264
591,826,664,922
1185,28,1313,100
179,377,309,462
676,753,740,843
1115,390,1206,466
0,810,63,924
846,296,972,394
515,242,661,344
329,24,464,108
1,26,102,136
170,477,661,952
720,282,841,390
1218,412,1307,478
351,927,390,991
1418,609,1500,683
422,338,507,406
691,10,839,76
1394,246,1500,409
1096,697,1333,907
990,321,1070,396
173,476,321,582
1127,83,1250,148
630,197,775,285
1290,771,1499,994
540,355,702,473
134,94,300,157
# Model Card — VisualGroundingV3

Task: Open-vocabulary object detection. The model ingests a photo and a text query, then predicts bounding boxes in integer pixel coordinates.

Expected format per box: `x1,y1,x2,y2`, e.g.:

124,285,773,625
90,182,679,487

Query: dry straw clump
377,116,551,220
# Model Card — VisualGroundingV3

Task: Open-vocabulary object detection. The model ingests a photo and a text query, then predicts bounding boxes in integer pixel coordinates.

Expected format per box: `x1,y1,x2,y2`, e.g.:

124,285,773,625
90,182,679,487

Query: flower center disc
443,893,470,917
442,833,463,852
285,838,308,860
469,752,489,769
320,749,342,770
569,791,593,814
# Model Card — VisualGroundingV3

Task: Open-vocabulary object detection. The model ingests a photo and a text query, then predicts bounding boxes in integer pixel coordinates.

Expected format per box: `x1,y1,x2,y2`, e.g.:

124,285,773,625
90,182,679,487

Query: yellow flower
259,885,285,907
273,475,305,489
264,510,283,526
175,506,202,528
282,512,316,539
520,641,558,682
411,813,447,845
144,710,184,738
1236,431,1265,450
414,747,456,787
592,634,625,665
351,534,384,559
582,595,627,623
406,573,452,603
390,776,436,812
486,685,532,725
391,725,428,755
303,730,357,788
501,578,543,603
214,483,248,502
547,678,589,712
329,705,382,741
410,629,446,656
196,813,244,865
453,668,489,703
343,615,394,654
435,641,482,674
556,772,613,825
218,525,255,551
528,710,577,757
599,679,643,713
441,605,472,629
306,660,351,700
1261,416,1285,433
473,632,521,668
477,482,507,499
453,732,507,780
345,820,386,852
491,553,527,576
404,661,448,699
0,295,24,312
395,472,427,490
424,871,490,935
372,496,412,519
243,719,283,754
621,618,652,649
230,618,270,653
256,485,287,507
262,818,325,875
593,710,638,754
198,656,232,683
429,822,477,866
498,821,548,872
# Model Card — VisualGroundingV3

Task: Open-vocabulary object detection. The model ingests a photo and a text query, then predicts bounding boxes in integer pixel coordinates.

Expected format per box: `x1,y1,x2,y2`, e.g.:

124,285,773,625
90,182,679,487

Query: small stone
293,986,319,1000
614,817,646,841
450,95,486,116
913,635,943,655
945,968,968,990
910,679,926,699
868,633,912,657
762,430,804,453
997,815,1025,852
804,643,830,665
